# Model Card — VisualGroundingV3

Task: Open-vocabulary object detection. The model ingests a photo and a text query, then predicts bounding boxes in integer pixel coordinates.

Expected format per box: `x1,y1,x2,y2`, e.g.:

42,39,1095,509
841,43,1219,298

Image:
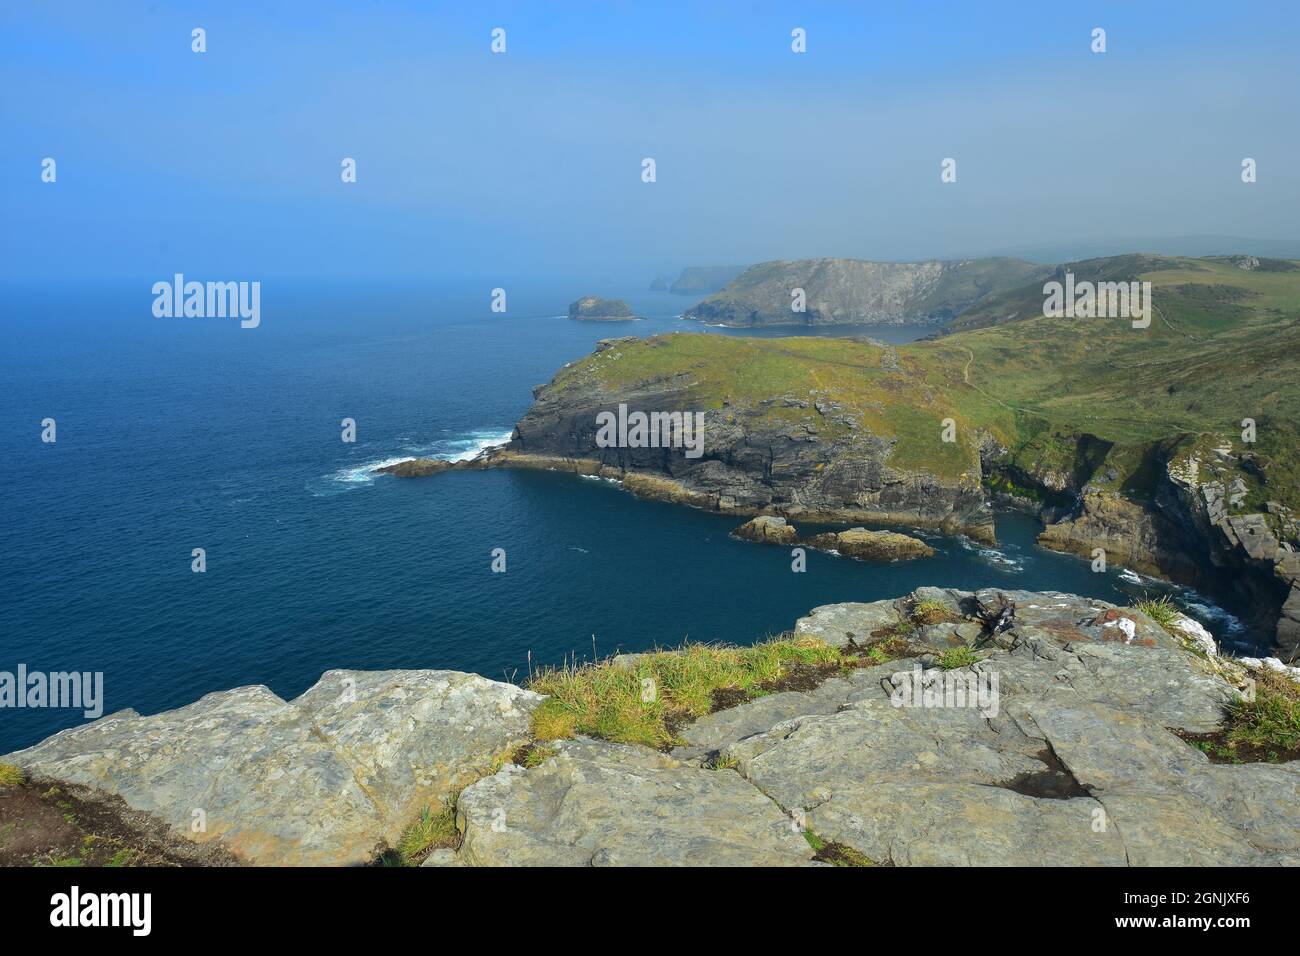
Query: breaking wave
315,428,513,492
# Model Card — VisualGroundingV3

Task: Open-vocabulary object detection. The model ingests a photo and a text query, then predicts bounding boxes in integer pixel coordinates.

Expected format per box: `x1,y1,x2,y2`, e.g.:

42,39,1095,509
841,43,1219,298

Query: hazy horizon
3,1,1298,283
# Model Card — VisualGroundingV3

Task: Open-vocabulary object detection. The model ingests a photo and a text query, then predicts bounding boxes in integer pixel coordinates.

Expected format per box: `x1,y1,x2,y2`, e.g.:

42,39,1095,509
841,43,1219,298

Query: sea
0,279,1252,752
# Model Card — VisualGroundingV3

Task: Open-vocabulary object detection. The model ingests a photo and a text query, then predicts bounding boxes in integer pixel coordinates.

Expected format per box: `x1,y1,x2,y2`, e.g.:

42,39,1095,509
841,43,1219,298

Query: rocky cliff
1005,433,1300,661
668,265,745,295
6,588,1297,866
683,257,1047,327
393,255,1300,654
498,334,995,539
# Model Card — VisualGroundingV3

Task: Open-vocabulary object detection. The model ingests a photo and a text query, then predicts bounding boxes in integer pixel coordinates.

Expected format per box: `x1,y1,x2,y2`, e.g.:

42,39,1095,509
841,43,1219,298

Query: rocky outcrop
375,458,454,477
1162,448,1300,661
683,257,1046,327
1036,491,1199,580
732,515,798,545
442,588,1294,866
6,588,1296,866
732,516,933,560
803,527,935,561
3,670,542,865
498,335,995,540
999,432,1300,658
567,296,637,321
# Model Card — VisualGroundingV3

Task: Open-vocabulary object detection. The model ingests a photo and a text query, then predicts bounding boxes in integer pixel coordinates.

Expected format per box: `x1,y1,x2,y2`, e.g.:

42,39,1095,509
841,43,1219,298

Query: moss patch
803,829,876,866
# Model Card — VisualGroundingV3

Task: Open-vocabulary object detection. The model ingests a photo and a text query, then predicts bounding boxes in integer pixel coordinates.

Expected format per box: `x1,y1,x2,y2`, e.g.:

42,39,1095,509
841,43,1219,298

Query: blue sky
2,1,1297,281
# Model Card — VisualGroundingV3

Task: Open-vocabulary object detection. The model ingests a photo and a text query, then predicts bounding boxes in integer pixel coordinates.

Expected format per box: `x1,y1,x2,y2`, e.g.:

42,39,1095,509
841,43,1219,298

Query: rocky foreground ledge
5,589,1299,866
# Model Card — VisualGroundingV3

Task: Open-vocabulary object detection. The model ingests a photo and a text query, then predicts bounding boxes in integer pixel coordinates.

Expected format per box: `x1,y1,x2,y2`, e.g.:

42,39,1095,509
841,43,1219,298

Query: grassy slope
926,257,1300,504
556,333,982,476
548,257,1300,506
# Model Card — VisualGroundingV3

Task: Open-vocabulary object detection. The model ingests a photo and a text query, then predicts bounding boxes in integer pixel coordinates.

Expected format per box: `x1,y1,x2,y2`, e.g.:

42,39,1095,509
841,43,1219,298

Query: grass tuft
1132,595,1180,629
386,798,459,866
526,636,842,749
1228,669,1300,756
512,743,558,768
911,599,957,626
0,763,23,788
705,753,740,771
936,646,981,670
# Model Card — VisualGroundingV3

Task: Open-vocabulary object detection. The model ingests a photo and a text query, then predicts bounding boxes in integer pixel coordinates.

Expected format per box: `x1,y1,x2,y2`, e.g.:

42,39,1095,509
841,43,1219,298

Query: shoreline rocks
732,515,798,545
733,516,933,561
374,458,455,478
802,527,935,561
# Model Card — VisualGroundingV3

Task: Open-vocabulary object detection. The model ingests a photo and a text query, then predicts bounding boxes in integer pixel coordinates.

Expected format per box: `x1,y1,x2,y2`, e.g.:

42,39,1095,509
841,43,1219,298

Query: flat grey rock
727,697,1046,813
5,670,542,865
794,600,900,648
455,739,814,866
811,782,1125,866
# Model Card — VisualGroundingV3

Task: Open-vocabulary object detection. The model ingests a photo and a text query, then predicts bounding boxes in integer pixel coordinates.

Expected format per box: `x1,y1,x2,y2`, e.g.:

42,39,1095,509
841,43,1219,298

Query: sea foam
323,428,513,489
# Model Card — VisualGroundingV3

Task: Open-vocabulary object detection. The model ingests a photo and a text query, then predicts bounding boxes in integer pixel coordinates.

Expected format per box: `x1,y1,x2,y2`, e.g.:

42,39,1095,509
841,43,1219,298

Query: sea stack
568,296,638,321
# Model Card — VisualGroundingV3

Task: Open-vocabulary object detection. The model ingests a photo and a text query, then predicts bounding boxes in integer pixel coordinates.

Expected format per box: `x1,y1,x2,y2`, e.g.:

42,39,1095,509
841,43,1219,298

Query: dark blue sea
0,280,1249,751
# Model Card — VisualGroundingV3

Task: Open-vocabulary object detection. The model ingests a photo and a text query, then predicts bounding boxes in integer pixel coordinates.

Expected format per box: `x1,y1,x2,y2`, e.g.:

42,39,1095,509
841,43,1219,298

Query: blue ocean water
0,280,1248,752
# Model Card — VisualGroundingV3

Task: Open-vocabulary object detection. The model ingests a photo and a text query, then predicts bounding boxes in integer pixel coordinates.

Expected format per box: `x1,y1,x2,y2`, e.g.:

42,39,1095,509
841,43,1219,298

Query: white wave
1117,569,1143,585
977,548,1024,573
334,456,413,485
440,429,513,462
1182,599,1248,639
324,428,513,487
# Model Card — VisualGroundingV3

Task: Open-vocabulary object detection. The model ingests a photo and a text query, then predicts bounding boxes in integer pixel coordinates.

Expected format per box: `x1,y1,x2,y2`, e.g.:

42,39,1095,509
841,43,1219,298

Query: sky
2,1,1298,282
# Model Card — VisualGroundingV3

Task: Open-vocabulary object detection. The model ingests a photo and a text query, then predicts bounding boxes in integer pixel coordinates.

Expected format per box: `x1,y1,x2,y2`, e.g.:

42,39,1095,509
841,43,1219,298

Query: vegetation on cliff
551,255,1300,513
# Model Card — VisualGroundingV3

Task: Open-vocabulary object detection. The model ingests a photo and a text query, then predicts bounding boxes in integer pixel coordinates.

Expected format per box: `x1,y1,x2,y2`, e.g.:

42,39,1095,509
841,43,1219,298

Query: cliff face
1001,432,1300,659
683,257,1047,327
504,335,994,539
1161,445,1300,659
668,265,745,295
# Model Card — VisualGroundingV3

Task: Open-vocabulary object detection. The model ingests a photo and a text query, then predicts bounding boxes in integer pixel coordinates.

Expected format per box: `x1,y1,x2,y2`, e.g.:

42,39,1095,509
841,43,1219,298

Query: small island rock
803,527,935,561
568,296,638,322
733,515,799,545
